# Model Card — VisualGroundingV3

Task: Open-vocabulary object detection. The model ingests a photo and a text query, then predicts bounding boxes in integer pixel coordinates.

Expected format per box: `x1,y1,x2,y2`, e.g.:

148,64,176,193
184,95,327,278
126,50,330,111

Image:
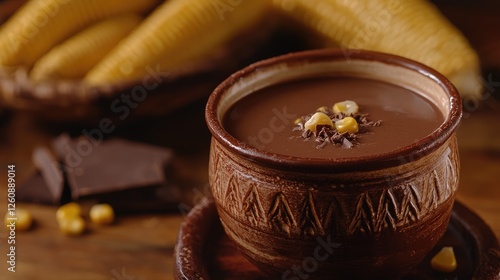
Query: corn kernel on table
0,1,499,279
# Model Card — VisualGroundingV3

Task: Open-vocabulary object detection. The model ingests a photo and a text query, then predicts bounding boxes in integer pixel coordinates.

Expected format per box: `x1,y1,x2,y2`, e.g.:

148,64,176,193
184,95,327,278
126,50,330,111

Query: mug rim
205,49,462,172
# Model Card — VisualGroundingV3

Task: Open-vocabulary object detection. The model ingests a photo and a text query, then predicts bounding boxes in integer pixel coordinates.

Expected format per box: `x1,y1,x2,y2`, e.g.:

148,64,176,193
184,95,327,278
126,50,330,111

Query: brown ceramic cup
205,49,462,279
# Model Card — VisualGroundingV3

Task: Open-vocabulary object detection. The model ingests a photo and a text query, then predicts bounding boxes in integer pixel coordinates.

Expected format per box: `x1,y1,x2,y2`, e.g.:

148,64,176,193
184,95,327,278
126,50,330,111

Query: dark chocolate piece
51,133,72,161
17,171,59,205
17,147,65,205
32,146,64,202
18,134,179,211
53,135,174,201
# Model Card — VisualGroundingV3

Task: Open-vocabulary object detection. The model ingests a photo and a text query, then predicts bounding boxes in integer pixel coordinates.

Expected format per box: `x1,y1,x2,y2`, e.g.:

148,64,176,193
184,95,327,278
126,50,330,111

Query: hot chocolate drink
223,76,443,159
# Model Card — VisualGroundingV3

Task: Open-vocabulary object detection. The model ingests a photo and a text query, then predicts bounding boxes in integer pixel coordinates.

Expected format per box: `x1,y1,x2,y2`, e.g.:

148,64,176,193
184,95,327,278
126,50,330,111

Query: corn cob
30,14,142,82
0,0,27,24
85,0,271,85
0,0,159,68
273,0,482,99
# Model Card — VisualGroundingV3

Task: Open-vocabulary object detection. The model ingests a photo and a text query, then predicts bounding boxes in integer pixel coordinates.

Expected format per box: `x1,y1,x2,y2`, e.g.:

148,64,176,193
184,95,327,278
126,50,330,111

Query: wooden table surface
0,2,499,280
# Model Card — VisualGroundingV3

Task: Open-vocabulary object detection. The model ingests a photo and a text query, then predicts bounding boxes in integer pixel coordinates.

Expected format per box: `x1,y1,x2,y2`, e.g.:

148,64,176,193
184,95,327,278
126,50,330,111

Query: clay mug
205,49,462,279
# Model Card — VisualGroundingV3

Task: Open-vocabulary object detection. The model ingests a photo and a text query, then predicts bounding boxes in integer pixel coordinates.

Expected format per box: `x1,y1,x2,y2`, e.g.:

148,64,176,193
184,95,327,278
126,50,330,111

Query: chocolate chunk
51,133,72,162
52,135,174,203
32,146,64,202
17,147,65,205
19,134,179,211
17,171,60,205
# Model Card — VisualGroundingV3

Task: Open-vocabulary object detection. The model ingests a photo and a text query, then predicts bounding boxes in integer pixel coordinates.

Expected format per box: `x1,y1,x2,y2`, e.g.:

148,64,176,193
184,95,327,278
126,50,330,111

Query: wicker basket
0,0,283,124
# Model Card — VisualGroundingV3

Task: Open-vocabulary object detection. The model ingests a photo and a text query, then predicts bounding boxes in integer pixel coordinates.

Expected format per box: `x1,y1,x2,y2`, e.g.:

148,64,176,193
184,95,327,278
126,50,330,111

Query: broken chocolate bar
52,135,173,200
17,170,59,205
17,147,65,205
32,146,64,201
19,134,180,212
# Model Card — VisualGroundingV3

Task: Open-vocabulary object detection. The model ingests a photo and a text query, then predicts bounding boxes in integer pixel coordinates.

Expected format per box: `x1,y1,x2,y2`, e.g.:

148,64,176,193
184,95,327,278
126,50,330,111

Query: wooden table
0,2,499,280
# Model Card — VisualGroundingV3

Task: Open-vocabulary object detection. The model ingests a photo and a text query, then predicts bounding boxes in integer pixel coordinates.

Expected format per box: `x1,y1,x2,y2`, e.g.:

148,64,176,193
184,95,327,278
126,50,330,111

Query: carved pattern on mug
224,175,241,217
348,192,375,234
322,198,343,239
209,148,223,200
212,137,458,236
423,172,439,211
299,191,324,236
268,193,296,235
347,146,457,235
243,183,266,227
391,185,420,224
212,158,222,197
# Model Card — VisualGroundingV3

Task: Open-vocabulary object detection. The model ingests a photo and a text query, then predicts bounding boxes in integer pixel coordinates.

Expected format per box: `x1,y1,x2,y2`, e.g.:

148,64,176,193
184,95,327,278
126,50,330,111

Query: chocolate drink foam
223,76,444,159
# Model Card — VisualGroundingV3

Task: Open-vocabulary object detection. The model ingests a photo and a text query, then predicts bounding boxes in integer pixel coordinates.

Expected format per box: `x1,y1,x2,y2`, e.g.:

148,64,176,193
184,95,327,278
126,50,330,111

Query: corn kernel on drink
224,77,443,158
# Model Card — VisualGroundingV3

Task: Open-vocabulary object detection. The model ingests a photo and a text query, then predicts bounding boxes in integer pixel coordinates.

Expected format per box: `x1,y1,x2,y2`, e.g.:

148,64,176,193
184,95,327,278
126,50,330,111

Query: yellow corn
316,106,329,114
335,116,359,134
4,208,33,231
56,202,82,222
273,0,482,99
30,14,142,81
333,100,359,116
85,0,271,85
431,247,457,273
0,0,159,68
89,204,115,225
59,216,86,236
305,112,334,132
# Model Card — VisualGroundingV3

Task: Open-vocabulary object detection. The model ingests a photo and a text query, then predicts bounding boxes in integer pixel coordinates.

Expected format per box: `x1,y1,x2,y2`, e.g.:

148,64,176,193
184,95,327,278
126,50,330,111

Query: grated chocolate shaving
294,105,381,149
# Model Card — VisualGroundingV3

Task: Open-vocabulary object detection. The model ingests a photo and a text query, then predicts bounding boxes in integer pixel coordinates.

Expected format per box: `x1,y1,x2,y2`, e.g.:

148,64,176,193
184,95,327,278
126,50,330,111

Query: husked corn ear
273,0,482,99
0,0,159,68
30,14,142,81
85,0,271,85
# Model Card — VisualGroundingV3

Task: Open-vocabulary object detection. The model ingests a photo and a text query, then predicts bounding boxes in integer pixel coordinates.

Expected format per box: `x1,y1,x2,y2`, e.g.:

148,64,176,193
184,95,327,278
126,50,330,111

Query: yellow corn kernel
431,247,457,273
0,0,159,67
89,204,115,225
56,202,82,222
272,0,482,99
4,208,32,231
85,0,271,85
335,117,359,134
333,100,359,115
305,112,334,132
316,106,329,113
294,118,303,125
59,217,86,236
30,14,142,81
